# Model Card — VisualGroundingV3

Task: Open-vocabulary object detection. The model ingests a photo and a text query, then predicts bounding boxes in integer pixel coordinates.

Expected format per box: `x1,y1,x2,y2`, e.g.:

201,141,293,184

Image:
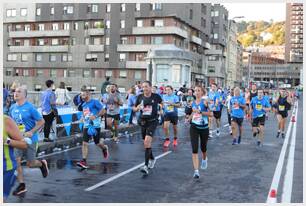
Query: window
201,18,206,28
14,39,21,46
73,22,78,30
15,24,22,31
88,4,98,13
38,39,44,46
64,22,70,30
189,9,193,20
135,71,142,79
50,54,56,62
35,54,42,62
85,53,98,62
105,70,112,77
62,54,68,62
136,53,144,61
23,70,29,77
106,20,110,29
83,69,91,78
38,24,44,31
105,37,110,45
64,6,73,14
201,4,207,15
105,53,109,62
120,37,127,44
24,39,30,46
136,37,143,45
120,20,125,29
208,66,215,73
71,37,76,45
52,23,59,30
93,37,101,45
106,4,111,13
20,8,27,16
6,68,13,76
136,3,141,11
24,24,30,31
214,11,219,16
172,65,181,83
85,37,90,45
119,70,127,78
119,53,126,61
120,4,126,12
152,3,162,11
50,69,57,77
156,64,170,82
6,9,16,17
68,70,75,77
36,8,41,16
136,20,143,27
7,54,17,61
36,69,43,77
94,21,103,28
152,36,163,44
50,7,54,15
52,39,59,45
84,21,89,29
154,19,164,27
213,33,218,39
21,54,28,62
68,54,72,61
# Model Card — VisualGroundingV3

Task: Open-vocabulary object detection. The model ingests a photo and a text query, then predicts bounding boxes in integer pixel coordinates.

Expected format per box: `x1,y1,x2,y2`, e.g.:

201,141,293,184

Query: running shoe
276,132,280,138
216,130,220,136
193,170,200,179
40,159,49,178
77,160,88,169
237,136,241,144
140,165,149,175
148,159,156,169
281,133,285,139
12,183,27,196
173,138,178,147
102,145,109,159
201,158,208,170
232,139,237,145
163,139,171,147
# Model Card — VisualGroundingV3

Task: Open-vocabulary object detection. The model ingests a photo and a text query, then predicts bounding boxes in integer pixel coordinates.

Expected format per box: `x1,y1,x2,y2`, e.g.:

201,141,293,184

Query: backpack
73,93,84,111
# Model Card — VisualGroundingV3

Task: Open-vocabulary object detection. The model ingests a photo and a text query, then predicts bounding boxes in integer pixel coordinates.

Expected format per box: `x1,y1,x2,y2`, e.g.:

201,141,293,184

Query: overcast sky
222,3,286,22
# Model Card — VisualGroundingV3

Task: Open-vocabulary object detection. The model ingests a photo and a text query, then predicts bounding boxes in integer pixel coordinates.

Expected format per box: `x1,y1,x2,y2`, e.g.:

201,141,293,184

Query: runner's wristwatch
6,138,11,145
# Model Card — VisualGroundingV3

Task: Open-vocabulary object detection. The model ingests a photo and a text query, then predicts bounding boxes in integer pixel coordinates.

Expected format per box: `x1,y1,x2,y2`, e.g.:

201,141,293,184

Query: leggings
190,125,209,154
42,112,55,139
227,109,231,125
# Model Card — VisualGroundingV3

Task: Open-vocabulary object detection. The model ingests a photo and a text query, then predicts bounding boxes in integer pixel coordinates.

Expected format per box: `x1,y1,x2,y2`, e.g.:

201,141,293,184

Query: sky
222,3,286,22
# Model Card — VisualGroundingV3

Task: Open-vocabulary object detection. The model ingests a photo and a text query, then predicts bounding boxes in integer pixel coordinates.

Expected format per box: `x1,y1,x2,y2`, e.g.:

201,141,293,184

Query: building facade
4,3,226,91
285,3,303,63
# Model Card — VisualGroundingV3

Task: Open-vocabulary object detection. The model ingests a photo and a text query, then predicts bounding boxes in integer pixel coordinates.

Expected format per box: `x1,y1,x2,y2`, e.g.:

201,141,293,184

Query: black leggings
227,110,231,125
42,112,55,139
190,125,209,154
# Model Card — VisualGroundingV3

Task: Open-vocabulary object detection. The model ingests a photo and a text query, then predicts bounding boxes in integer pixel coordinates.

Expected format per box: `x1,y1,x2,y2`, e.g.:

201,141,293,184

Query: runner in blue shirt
162,85,181,148
229,87,246,145
9,86,48,196
208,83,222,137
250,88,271,147
77,87,109,169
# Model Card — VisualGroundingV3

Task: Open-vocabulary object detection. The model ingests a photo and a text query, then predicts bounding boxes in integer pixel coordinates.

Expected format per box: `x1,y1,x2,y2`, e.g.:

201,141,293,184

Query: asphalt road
6,98,303,203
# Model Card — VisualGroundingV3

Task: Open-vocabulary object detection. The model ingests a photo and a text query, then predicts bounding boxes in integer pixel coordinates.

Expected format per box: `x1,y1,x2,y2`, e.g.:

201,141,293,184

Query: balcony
125,61,147,69
205,49,223,56
117,44,173,52
86,28,105,36
9,45,69,53
132,26,188,39
9,30,70,38
191,36,202,45
203,42,211,50
88,45,104,52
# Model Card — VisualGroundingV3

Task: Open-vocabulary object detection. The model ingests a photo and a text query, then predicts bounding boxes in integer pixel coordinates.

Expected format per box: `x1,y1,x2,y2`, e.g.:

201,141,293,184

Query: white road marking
282,101,298,202
85,151,172,192
266,102,296,203
223,123,229,127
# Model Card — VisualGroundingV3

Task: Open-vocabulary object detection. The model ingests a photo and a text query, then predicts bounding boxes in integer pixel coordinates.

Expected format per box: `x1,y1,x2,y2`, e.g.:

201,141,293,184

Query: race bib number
256,104,262,110
279,105,285,111
233,102,239,110
83,108,90,117
167,105,174,112
143,105,152,116
192,113,203,125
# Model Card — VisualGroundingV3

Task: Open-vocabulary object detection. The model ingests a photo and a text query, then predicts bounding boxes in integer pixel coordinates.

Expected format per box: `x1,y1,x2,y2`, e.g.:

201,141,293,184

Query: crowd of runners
3,79,301,201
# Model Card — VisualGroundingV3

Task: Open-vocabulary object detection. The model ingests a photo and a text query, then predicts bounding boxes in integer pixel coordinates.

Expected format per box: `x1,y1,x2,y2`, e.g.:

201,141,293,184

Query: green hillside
237,20,285,47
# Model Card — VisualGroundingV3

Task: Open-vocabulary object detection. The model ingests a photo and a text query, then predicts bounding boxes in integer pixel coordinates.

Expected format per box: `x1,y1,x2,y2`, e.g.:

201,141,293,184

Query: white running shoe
140,165,149,175
148,159,156,169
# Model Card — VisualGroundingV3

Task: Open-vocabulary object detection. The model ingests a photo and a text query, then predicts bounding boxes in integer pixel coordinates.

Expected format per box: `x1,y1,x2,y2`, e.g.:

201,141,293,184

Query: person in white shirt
55,82,71,106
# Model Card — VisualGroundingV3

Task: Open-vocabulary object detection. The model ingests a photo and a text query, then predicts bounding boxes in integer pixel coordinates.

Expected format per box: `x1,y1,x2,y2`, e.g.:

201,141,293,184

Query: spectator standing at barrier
55,82,71,106
3,83,10,114
135,81,143,95
102,85,111,129
127,87,137,126
101,77,111,96
41,80,56,142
